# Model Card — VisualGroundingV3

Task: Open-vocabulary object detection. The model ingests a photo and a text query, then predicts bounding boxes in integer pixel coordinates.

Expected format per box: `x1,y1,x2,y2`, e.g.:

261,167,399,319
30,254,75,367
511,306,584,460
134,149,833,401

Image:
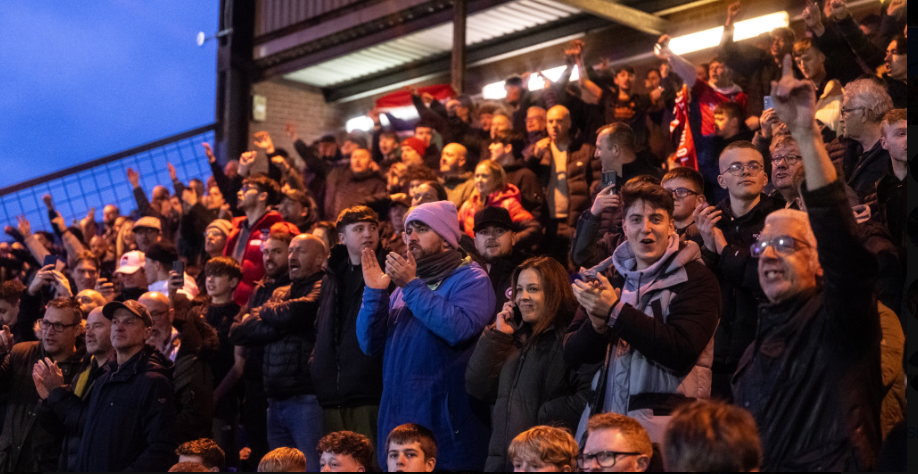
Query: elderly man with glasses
693,140,784,401
732,55,883,472
0,298,85,472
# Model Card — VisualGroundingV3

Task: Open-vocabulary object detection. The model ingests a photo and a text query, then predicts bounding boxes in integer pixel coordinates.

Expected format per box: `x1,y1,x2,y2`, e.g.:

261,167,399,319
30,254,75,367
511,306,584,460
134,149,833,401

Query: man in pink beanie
356,200,495,470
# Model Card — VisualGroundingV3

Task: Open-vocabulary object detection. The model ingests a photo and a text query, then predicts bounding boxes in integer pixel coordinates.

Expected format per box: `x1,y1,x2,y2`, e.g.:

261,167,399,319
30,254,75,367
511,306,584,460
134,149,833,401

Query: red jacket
458,184,534,238
224,211,286,305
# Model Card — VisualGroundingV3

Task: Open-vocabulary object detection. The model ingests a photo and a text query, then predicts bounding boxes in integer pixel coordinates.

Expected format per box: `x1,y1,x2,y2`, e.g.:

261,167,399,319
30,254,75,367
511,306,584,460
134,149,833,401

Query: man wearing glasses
578,413,653,472
769,135,805,209
733,55,883,471
694,141,784,401
0,298,85,472
828,78,893,211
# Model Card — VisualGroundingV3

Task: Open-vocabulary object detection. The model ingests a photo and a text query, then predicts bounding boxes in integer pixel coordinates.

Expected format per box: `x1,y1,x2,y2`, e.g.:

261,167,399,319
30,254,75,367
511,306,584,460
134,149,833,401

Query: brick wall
247,78,344,168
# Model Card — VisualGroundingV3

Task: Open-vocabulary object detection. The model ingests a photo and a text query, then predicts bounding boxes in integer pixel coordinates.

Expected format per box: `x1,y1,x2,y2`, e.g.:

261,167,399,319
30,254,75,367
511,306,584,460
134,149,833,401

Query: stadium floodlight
668,12,790,55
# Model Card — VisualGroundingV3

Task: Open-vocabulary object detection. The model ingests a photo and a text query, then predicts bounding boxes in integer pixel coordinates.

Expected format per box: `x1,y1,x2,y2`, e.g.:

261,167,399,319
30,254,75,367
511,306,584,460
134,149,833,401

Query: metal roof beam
553,0,669,35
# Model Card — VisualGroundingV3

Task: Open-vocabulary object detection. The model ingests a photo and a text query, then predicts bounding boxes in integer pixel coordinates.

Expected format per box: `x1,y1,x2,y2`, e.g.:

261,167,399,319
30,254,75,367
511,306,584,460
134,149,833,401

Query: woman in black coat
465,256,592,472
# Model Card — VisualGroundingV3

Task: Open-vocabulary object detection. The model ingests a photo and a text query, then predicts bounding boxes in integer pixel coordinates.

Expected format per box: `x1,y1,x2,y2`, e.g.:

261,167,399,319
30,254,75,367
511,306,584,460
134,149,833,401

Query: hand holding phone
495,302,521,335
763,95,774,111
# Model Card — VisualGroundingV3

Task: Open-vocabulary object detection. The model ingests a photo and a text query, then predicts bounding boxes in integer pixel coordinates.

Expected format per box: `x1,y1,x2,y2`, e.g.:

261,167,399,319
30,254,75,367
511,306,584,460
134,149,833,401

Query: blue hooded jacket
357,260,495,471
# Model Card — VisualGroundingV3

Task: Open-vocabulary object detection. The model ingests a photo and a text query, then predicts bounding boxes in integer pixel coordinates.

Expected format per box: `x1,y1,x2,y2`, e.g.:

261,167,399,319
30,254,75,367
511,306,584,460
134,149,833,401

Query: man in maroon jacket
224,174,286,305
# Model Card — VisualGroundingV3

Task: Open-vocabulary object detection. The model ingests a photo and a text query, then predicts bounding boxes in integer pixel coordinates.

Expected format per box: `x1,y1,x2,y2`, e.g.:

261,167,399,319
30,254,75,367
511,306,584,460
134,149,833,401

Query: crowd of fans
0,0,911,472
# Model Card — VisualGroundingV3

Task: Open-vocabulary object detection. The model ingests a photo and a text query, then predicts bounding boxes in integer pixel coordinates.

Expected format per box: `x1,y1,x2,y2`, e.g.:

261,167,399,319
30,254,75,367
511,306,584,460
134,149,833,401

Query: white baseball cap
115,251,146,275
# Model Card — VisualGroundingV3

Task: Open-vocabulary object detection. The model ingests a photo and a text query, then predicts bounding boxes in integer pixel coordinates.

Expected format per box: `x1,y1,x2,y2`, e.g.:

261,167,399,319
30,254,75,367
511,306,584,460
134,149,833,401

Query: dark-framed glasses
670,188,700,200
39,320,80,333
576,451,642,469
750,235,811,257
772,154,802,166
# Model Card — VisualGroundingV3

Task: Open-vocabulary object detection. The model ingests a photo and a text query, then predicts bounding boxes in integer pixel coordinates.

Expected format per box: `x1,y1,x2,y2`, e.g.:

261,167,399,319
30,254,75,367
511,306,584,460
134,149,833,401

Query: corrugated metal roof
283,0,581,87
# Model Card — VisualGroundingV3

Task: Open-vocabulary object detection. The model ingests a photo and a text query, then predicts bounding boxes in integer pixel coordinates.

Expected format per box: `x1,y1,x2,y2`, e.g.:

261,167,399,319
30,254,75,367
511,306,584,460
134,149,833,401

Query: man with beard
0,298,85,472
312,207,389,446
237,226,296,470
35,307,114,471
226,174,285,305
357,201,495,470
473,207,525,314
440,143,476,209
229,234,327,472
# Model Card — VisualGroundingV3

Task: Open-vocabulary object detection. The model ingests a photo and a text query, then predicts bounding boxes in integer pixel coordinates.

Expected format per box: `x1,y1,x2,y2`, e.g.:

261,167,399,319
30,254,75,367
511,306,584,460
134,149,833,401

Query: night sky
0,0,218,188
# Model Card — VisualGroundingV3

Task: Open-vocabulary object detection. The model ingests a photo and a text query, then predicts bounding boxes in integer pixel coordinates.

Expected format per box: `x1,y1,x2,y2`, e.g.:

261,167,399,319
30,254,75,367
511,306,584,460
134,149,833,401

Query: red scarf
670,84,698,170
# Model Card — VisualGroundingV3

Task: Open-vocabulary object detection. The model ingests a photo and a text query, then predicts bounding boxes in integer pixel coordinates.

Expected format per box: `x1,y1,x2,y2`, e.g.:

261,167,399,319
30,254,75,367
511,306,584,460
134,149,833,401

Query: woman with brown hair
458,160,542,251
465,256,592,472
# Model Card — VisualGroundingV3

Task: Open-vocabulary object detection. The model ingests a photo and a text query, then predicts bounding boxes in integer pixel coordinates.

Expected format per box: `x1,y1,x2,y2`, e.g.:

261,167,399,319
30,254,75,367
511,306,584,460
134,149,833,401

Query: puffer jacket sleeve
229,314,284,347
465,326,516,405
259,280,322,332
401,271,495,347
357,287,392,357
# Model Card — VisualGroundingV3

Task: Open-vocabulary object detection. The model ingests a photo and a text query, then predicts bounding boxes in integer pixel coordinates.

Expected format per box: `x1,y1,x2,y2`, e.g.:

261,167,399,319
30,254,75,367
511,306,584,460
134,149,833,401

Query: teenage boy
317,431,376,473
200,257,244,469
660,167,706,249
385,424,437,473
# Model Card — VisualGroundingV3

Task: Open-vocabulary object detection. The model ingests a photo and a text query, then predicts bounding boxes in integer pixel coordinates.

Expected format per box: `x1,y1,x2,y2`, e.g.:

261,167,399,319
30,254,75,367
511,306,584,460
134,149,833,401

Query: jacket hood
471,184,522,207
611,234,701,286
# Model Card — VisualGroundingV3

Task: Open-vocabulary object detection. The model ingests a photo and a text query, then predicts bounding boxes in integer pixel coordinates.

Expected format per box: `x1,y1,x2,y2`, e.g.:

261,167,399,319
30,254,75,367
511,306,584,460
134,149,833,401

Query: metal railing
0,124,217,233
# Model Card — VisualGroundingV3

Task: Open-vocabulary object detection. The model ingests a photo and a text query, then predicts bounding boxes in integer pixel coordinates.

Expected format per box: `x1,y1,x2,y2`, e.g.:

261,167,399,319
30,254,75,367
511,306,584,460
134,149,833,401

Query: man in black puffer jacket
228,233,326,472
311,207,390,448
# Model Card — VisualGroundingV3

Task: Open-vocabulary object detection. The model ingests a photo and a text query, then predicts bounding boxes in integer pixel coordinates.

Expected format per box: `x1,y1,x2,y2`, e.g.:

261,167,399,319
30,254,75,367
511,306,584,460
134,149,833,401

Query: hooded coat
565,237,721,443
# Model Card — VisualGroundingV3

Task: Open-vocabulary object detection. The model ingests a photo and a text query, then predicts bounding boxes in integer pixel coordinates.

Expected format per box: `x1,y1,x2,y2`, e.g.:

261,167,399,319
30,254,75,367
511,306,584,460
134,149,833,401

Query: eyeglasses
576,452,643,469
721,162,764,176
669,188,700,200
39,320,80,333
204,230,225,238
149,310,170,321
840,107,864,118
750,235,812,257
772,154,802,166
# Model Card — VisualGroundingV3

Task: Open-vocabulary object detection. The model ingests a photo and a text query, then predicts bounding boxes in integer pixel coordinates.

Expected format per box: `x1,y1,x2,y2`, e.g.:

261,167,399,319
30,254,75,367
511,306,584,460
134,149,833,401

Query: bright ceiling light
482,65,581,100
346,106,420,133
669,11,789,55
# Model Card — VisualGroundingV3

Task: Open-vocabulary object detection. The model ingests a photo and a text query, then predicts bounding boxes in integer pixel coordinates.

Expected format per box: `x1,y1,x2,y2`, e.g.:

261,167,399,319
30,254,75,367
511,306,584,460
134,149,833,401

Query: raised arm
655,35,698,88
772,53,878,337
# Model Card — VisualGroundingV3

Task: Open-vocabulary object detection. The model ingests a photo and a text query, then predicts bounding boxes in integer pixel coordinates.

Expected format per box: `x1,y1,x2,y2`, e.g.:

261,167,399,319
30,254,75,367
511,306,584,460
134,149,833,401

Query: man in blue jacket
357,201,495,470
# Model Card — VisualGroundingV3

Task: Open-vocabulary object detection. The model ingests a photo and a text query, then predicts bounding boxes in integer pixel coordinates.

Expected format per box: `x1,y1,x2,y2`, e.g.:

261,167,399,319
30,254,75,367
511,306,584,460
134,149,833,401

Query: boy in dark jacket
229,234,327,472
311,207,388,447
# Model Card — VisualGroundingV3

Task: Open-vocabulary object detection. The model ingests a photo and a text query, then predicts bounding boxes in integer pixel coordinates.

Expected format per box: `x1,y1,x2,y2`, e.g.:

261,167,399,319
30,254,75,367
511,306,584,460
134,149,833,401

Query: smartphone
510,306,524,332
172,260,185,276
43,254,62,268
763,96,774,111
601,171,618,194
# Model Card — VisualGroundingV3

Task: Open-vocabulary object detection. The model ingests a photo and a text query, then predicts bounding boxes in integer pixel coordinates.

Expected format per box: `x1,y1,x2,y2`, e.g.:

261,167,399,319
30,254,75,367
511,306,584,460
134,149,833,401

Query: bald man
228,233,327,472
440,143,476,208
75,290,107,317
536,105,600,264
139,291,217,444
